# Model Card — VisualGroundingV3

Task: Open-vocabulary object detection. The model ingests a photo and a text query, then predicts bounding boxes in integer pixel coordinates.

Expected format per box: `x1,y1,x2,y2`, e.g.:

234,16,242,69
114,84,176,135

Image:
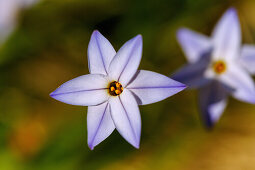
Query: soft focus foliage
0,0,255,169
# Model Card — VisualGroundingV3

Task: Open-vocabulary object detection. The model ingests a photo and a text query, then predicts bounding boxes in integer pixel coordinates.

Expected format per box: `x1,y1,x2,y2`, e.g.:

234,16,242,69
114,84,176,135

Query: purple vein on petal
118,96,138,143
117,36,141,82
94,31,108,74
89,102,109,150
127,85,186,90
50,88,108,97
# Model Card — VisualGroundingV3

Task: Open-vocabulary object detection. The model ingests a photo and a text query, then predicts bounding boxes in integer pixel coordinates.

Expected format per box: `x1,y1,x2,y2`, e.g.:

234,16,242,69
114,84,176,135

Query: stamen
115,90,121,95
116,83,121,88
212,60,227,74
108,81,124,96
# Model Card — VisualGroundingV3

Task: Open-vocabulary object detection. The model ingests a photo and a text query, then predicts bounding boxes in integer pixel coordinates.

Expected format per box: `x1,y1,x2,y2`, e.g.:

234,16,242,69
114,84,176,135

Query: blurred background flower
0,0,255,170
0,0,39,45
172,8,255,128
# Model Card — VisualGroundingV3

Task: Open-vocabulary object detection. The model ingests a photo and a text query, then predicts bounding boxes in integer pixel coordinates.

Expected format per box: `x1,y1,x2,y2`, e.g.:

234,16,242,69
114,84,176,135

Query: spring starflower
173,8,255,128
50,31,186,149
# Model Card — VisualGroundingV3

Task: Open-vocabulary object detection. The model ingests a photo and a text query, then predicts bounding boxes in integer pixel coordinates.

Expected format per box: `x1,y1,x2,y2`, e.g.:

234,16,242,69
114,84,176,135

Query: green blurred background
1,0,255,169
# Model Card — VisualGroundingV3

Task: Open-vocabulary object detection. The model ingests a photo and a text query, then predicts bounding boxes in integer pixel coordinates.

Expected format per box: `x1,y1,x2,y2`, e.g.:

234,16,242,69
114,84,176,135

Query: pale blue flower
50,31,186,149
173,8,255,128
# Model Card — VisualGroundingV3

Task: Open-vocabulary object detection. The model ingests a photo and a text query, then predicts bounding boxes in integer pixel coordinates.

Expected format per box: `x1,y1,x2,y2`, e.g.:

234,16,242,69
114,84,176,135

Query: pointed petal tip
134,144,140,149
49,92,53,97
132,34,142,42
130,140,140,149
182,83,188,89
175,81,188,90
227,7,237,13
224,7,238,19
177,27,186,34
136,34,142,38
137,35,143,47
92,30,100,34
248,90,255,104
248,96,255,104
49,90,61,101
134,138,140,149
245,91,255,104
177,28,188,38
175,84,187,92
204,116,218,130
182,85,188,91
49,88,62,98
236,91,255,104
49,90,56,98
127,34,142,43
91,30,104,39
201,112,216,130
177,84,187,94
88,143,95,150
91,30,100,37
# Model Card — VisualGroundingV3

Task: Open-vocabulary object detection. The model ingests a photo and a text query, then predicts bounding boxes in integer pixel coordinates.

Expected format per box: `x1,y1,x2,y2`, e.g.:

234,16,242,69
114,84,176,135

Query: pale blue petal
50,74,109,106
177,28,212,63
109,89,141,148
87,102,115,150
198,81,228,128
108,35,142,86
88,30,116,75
240,45,255,74
212,8,241,60
219,64,255,104
172,55,211,89
127,70,186,105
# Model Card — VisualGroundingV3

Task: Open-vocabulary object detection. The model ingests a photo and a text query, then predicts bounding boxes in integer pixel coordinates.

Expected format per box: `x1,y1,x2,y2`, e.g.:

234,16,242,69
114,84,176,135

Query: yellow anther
108,81,124,96
116,83,121,88
115,90,121,94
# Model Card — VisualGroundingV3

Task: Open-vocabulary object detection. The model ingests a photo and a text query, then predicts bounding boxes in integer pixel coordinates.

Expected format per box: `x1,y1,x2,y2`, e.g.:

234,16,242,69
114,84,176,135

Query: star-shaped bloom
50,30,186,149
173,8,255,128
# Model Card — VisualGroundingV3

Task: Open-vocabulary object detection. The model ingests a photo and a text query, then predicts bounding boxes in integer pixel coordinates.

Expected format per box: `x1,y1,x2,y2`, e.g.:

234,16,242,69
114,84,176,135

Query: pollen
212,60,227,74
110,87,115,91
109,81,124,96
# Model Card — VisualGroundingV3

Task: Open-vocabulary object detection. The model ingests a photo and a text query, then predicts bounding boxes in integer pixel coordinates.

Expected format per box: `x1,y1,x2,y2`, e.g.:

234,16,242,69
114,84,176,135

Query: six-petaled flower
173,8,255,128
50,30,186,149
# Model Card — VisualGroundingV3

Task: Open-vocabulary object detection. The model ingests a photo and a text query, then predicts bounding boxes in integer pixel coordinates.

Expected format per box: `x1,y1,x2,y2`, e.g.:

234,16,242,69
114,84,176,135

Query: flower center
108,81,123,96
212,60,227,74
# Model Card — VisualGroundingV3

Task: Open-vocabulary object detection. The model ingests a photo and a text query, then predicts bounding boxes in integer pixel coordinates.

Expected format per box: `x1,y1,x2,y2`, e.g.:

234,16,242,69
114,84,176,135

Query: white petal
177,28,212,63
88,30,116,75
108,35,142,86
87,102,115,150
198,81,228,127
109,89,141,148
50,74,109,106
127,70,186,105
212,8,241,60
219,63,255,104
239,45,255,74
